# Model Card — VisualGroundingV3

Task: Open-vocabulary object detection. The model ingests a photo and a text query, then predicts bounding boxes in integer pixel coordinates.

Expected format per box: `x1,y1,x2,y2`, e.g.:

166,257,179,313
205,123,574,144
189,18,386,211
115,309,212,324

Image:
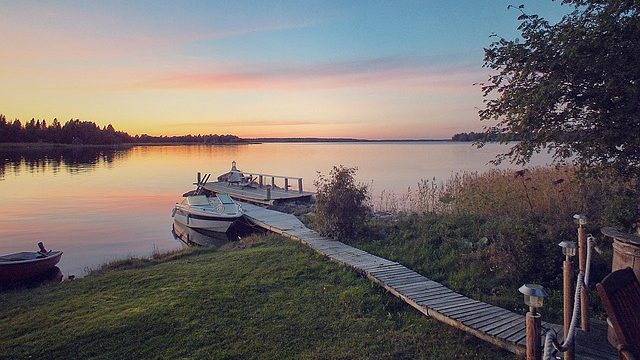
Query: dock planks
240,202,617,359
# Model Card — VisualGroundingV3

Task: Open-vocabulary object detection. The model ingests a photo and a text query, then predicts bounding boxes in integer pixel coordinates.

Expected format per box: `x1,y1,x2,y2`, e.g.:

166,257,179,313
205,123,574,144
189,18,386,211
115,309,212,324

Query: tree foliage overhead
479,0,640,179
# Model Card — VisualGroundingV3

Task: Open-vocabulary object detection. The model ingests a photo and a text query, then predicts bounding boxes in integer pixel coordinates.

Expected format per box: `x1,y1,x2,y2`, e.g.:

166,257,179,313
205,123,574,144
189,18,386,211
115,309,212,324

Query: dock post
284,178,289,192
526,311,542,360
259,175,263,187
197,172,201,185
519,284,547,360
271,177,275,187
266,186,271,200
563,252,576,360
298,178,303,193
574,214,590,331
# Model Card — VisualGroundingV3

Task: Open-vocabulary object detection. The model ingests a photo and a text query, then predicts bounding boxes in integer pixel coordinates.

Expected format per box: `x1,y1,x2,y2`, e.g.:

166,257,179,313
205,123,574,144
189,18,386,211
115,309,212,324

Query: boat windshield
217,194,234,204
187,195,209,206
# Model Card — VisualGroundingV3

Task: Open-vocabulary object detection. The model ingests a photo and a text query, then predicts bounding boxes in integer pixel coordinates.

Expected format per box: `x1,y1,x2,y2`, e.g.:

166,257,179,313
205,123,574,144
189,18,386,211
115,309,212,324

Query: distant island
450,131,522,142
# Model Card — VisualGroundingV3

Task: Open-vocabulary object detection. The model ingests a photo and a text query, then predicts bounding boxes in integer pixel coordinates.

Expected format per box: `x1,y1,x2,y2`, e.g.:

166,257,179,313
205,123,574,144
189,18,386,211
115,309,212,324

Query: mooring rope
542,234,594,359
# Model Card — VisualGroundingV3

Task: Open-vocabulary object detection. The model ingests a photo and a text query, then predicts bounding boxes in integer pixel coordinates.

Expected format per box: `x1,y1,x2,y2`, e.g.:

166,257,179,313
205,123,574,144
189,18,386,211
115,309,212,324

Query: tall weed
362,166,638,320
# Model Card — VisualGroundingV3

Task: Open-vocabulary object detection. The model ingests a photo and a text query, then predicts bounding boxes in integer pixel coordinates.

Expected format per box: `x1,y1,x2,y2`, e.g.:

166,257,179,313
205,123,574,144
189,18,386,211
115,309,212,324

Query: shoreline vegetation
313,165,638,324
0,235,514,359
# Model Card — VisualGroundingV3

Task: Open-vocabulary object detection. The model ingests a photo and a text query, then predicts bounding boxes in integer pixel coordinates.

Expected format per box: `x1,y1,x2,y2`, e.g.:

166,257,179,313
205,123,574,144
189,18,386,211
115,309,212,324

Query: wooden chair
596,267,640,360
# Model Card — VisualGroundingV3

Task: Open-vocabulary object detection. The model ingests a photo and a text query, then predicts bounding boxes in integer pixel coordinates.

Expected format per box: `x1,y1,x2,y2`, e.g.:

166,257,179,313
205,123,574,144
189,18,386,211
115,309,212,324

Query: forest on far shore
0,114,245,145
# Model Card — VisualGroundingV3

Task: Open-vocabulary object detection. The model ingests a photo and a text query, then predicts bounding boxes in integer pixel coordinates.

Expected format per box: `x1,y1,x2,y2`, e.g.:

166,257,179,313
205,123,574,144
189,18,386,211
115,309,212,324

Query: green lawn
0,235,515,359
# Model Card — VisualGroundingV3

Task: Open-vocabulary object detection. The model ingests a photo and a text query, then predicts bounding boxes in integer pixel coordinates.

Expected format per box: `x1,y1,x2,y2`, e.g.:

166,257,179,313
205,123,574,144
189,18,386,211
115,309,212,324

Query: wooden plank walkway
204,181,314,205
240,202,617,359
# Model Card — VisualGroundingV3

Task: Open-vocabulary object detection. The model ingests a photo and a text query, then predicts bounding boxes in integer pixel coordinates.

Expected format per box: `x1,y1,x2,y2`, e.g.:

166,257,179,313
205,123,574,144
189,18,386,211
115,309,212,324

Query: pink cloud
136,57,486,92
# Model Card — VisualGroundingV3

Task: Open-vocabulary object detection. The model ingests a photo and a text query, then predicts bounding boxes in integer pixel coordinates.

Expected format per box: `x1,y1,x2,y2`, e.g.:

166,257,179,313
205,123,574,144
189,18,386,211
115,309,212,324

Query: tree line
0,115,245,145
451,131,521,142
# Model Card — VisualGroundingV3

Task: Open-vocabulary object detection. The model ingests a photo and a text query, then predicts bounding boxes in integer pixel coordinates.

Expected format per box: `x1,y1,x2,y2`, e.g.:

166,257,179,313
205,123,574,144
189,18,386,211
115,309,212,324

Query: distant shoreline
0,138,469,149
245,138,452,143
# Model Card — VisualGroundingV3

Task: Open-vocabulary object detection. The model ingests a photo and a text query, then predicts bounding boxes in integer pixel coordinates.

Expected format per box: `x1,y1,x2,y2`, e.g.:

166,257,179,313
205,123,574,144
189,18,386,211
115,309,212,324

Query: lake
0,142,552,276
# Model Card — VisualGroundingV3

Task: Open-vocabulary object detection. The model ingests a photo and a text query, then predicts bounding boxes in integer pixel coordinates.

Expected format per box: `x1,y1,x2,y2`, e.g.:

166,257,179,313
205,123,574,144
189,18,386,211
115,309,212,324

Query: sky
0,1,571,139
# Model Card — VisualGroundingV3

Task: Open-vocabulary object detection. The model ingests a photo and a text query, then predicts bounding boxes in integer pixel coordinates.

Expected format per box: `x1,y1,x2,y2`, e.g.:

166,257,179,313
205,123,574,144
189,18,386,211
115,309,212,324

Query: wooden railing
241,172,304,193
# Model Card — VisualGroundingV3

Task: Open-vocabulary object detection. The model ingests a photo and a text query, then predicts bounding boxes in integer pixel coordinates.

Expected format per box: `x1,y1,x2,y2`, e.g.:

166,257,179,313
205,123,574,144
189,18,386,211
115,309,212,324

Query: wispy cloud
0,2,323,62
166,119,329,128
135,56,485,92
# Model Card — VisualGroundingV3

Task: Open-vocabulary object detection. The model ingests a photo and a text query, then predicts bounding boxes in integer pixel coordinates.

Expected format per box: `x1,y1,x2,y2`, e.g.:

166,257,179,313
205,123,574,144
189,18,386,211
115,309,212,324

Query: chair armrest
620,347,637,360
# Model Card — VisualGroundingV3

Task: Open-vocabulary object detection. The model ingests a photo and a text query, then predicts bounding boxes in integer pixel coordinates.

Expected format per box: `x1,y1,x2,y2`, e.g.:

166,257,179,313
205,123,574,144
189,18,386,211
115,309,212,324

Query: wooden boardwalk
240,202,617,359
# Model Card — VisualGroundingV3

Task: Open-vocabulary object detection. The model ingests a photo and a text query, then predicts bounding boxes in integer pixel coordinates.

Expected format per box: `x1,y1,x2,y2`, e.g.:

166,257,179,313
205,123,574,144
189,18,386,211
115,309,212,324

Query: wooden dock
240,202,617,359
203,181,314,205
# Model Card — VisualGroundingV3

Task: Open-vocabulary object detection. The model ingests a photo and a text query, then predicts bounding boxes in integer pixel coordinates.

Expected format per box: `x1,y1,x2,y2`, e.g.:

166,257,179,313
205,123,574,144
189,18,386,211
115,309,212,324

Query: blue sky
0,1,571,138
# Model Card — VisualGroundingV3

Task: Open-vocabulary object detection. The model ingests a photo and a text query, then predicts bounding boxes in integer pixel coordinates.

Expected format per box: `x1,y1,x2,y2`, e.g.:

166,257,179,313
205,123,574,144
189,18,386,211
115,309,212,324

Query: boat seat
0,252,45,262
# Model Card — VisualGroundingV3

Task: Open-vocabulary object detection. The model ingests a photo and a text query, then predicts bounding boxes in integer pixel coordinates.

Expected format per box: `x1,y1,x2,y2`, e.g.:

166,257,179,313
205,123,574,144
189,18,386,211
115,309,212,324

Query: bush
313,166,371,239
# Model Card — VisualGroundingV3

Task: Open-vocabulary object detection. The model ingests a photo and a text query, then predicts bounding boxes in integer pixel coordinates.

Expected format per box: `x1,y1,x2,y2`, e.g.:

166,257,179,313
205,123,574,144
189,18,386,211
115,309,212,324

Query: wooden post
284,178,289,192
526,310,542,360
298,178,303,193
197,172,201,185
578,224,590,331
259,175,263,187
271,177,275,187
266,186,271,200
563,259,575,360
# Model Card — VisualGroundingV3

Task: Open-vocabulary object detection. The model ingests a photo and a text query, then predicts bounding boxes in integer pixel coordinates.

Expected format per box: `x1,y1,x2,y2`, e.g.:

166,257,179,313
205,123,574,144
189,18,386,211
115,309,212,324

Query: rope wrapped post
519,284,548,360
573,214,590,331
559,241,578,360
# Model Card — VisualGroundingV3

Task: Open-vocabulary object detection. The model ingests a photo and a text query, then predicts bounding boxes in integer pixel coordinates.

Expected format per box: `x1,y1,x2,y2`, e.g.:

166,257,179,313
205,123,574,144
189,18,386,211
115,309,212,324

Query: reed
374,166,638,231
361,165,638,322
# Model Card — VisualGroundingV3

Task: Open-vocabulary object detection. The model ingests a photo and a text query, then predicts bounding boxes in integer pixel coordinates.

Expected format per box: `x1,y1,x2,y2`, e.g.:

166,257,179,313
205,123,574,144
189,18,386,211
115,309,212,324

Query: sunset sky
0,1,569,139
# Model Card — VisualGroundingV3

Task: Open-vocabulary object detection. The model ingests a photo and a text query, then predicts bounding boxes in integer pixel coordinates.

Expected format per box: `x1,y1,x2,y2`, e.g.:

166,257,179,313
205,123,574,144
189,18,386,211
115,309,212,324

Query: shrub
314,166,371,239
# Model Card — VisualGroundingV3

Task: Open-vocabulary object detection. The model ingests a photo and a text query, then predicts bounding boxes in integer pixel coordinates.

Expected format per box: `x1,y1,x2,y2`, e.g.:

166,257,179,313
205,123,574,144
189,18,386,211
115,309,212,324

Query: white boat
172,193,243,233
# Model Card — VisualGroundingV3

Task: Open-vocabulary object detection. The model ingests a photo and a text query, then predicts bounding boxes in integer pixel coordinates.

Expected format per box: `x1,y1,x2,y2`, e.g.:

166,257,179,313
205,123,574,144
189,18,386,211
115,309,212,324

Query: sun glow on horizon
0,1,568,139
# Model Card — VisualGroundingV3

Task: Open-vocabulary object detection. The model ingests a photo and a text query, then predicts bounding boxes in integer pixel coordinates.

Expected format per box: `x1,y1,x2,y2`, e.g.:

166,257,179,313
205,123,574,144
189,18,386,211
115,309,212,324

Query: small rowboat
0,242,63,284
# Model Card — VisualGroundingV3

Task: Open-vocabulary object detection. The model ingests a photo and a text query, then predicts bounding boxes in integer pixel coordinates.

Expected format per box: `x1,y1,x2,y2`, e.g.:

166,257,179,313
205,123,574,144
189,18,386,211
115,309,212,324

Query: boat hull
0,251,63,283
173,208,241,232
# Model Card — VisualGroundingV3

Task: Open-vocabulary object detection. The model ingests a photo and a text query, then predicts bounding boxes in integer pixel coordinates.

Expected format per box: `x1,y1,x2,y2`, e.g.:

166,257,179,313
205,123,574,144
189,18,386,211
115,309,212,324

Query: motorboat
172,193,243,233
0,242,63,284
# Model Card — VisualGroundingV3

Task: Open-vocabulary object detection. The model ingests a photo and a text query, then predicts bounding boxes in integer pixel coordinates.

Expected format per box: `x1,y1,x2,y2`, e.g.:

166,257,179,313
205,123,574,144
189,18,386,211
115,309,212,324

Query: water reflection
0,266,63,292
171,219,261,248
0,143,555,277
171,221,231,247
0,146,132,179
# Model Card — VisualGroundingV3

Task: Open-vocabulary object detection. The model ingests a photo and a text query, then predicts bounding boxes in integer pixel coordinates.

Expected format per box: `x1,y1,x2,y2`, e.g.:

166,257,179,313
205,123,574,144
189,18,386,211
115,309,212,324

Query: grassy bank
340,166,638,323
0,235,514,359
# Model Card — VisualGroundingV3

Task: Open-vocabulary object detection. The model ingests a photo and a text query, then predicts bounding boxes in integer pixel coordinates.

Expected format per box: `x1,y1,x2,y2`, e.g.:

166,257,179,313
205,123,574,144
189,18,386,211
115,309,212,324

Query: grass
0,234,515,360
329,166,638,323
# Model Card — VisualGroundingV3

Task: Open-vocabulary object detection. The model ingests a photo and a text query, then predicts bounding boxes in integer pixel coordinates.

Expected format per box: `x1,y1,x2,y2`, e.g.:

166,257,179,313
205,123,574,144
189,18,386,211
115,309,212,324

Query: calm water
0,142,552,276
